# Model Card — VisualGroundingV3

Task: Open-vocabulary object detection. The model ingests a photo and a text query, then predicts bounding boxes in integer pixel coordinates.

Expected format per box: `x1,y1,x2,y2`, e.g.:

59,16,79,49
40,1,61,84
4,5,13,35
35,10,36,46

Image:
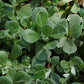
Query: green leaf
32,7,48,27
2,67,9,75
71,56,83,69
47,13,61,29
51,72,61,84
0,76,12,84
71,66,76,75
0,1,4,10
0,30,6,39
57,64,64,73
36,12,48,27
63,40,77,54
79,8,84,19
5,21,19,35
6,69,16,80
32,64,46,71
51,56,59,66
48,6,59,16
32,57,46,67
43,40,58,50
67,14,82,28
57,36,67,48
61,0,72,4
0,51,8,65
41,78,53,84
14,71,31,84
52,19,67,38
35,49,51,61
11,44,22,60
34,70,45,79
22,29,40,43
41,24,53,36
20,16,30,28
16,4,32,18
71,3,80,13
60,60,70,73
69,24,82,38
20,35,29,46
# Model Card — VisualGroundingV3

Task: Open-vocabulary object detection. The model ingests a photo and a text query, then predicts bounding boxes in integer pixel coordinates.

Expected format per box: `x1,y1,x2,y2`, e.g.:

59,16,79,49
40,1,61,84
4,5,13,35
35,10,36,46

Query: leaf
20,35,29,46
0,51,8,65
0,30,6,39
67,14,82,28
22,29,40,43
61,0,72,4
60,60,71,73
20,16,30,28
51,72,61,84
14,71,31,84
63,40,77,54
67,14,82,38
16,4,32,18
32,57,46,67
32,64,46,71
48,6,59,16
71,3,80,13
69,24,82,38
35,49,51,61
52,19,67,38
34,70,45,79
60,60,69,69
11,44,22,60
5,21,19,35
47,13,61,29
57,64,64,73
43,40,58,50
57,36,67,48
0,1,4,10
82,19,84,29
79,8,84,19
41,24,53,36
71,56,83,69
32,7,48,27
6,69,16,80
36,12,48,27
41,78,53,84
51,56,59,66
0,76,12,84
71,66,76,75
2,67,9,75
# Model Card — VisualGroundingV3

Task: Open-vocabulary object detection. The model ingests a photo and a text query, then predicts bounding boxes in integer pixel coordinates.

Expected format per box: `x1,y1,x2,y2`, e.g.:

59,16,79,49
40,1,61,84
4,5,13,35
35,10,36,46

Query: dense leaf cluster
0,0,84,84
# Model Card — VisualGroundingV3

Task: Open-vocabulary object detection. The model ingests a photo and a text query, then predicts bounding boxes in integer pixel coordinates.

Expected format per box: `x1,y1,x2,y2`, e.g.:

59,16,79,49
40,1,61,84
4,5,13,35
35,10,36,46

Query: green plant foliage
11,44,22,60
51,56,59,66
35,49,51,61
43,40,58,50
0,76,12,84
0,51,8,65
63,40,77,54
71,3,80,13
16,4,32,18
22,29,40,43
0,0,84,84
41,24,53,36
13,71,31,84
0,30,6,39
5,21,19,35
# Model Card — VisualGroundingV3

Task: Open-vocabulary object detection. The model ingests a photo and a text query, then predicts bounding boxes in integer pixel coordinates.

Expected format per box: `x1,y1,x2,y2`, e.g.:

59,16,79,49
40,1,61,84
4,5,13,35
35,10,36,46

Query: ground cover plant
0,0,84,84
